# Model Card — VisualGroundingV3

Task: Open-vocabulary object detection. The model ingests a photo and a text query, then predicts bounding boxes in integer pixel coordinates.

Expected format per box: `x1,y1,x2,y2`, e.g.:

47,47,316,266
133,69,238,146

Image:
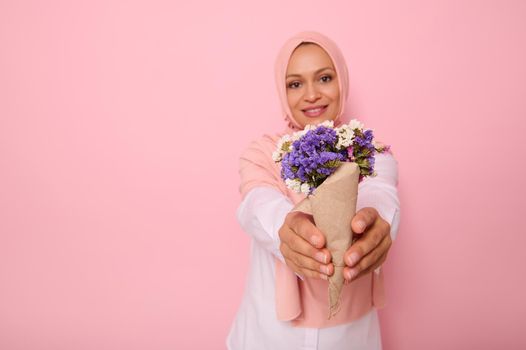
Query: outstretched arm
236,186,292,263
236,186,334,281
344,152,401,282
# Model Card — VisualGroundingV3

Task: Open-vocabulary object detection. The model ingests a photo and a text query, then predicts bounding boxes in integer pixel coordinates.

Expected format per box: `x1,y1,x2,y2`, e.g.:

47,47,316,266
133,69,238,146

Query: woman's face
285,43,340,129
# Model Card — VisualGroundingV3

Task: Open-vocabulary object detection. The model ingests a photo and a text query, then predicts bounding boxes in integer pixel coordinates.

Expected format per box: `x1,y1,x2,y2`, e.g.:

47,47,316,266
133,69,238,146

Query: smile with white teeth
303,105,328,117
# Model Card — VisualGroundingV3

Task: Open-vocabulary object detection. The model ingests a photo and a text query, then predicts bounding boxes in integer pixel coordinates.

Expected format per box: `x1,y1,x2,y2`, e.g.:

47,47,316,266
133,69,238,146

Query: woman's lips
303,105,328,117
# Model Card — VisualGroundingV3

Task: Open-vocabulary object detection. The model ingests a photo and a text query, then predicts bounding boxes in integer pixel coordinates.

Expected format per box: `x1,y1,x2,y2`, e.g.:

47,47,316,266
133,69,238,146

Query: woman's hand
278,211,334,280
343,207,392,283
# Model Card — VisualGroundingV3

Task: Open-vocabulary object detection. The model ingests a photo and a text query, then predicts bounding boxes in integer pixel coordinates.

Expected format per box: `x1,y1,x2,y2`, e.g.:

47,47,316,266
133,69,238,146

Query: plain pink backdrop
1,0,525,349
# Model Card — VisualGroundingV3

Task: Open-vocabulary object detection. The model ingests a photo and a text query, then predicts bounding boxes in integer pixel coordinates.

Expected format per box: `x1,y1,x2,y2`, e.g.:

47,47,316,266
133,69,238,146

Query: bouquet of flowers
273,119,390,319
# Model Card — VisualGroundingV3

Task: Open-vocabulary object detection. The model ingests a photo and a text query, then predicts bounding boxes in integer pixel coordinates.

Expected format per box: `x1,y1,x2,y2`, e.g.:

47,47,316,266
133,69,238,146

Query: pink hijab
238,31,386,328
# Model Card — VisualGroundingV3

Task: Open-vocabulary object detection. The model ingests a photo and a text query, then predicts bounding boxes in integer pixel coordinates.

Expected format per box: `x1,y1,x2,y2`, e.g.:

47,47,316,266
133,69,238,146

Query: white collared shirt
227,152,400,350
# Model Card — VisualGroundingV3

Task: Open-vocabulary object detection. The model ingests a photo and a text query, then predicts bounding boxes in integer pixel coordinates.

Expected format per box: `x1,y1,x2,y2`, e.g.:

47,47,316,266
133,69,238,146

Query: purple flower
276,120,392,193
280,125,344,189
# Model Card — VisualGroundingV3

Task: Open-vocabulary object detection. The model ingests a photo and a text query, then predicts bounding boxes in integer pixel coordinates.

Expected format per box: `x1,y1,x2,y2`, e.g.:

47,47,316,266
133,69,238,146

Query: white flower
320,120,334,128
335,124,354,149
272,150,282,162
276,134,291,150
278,138,288,151
273,134,293,162
285,178,302,193
300,183,311,195
281,134,291,144
291,129,307,142
349,119,364,130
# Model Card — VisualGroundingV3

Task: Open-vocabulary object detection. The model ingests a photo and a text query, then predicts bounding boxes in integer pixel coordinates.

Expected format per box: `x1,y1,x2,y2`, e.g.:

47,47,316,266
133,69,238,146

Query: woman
227,31,400,350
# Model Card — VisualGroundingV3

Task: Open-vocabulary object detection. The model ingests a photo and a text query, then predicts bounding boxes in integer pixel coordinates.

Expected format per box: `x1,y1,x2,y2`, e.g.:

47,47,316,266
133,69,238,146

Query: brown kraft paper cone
290,162,360,319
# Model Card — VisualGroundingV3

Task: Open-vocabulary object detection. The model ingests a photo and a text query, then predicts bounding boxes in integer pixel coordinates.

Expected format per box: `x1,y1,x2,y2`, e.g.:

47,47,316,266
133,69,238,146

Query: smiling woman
285,43,341,128
227,31,400,350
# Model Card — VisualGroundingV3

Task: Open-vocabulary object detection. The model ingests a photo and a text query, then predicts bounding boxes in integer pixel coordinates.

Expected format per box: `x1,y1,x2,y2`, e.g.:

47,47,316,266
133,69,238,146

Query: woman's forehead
286,44,336,75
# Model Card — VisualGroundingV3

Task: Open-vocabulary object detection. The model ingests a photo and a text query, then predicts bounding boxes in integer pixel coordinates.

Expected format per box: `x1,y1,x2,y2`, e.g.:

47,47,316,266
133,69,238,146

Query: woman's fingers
287,211,326,249
345,210,390,268
280,212,332,262
343,233,391,282
282,247,334,280
350,207,378,234
278,210,335,280
281,228,330,264
281,242,334,276
348,249,388,282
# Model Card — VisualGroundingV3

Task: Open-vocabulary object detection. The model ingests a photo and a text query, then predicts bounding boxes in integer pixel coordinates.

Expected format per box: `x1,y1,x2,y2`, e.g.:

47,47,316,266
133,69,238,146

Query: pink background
1,0,525,349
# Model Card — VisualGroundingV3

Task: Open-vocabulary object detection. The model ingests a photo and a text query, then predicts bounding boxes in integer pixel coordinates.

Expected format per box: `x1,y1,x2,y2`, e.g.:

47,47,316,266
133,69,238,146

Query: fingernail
321,274,328,280
311,235,319,246
316,252,327,264
347,269,357,280
320,265,329,275
348,252,359,266
356,220,366,232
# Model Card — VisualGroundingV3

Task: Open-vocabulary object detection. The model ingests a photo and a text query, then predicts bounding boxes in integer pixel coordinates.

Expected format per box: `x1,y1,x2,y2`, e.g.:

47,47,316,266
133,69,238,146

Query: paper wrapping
290,162,359,319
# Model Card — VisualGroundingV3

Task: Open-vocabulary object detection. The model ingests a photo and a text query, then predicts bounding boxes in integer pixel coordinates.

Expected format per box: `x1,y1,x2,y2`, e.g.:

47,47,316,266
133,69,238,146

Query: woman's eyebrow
286,67,334,78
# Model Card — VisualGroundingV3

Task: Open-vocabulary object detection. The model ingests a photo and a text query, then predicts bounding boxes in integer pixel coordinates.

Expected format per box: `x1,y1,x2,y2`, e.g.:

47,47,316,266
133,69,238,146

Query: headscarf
238,31,386,328
274,30,350,133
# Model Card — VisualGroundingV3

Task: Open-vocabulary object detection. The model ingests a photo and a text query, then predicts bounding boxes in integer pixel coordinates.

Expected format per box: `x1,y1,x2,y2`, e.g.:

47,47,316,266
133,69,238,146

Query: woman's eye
320,75,332,83
288,81,300,89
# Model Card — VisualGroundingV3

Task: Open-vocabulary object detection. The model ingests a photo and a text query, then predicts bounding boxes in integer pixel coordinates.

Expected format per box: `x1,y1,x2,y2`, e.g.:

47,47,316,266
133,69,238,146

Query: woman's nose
304,83,321,102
